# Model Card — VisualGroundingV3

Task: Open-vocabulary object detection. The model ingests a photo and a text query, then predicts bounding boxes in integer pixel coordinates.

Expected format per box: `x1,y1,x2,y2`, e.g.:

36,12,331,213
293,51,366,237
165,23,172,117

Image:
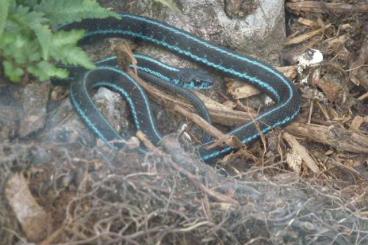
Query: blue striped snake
60,13,301,163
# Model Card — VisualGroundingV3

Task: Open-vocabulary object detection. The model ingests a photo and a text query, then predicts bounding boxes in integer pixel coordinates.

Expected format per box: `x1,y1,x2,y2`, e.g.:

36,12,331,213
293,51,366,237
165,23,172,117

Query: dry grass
0,139,368,244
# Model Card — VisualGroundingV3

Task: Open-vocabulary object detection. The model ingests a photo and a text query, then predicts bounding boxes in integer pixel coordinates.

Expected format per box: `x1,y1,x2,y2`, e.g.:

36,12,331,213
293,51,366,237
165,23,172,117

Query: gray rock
104,0,286,63
0,84,22,141
41,87,129,146
19,82,50,137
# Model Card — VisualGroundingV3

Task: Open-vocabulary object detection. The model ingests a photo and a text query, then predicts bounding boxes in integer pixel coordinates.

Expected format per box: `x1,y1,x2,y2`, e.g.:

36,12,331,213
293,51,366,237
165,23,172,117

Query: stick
287,1,368,14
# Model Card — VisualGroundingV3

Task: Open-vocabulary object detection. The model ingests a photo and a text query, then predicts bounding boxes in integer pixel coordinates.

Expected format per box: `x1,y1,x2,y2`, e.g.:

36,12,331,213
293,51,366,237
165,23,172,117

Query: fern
49,30,95,69
0,0,119,82
9,4,52,59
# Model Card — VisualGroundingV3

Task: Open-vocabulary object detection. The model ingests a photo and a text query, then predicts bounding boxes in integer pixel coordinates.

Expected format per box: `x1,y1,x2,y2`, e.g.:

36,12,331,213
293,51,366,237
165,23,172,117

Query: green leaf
9,5,52,59
1,0,116,83
61,45,95,69
1,32,41,65
3,60,24,82
34,0,120,26
50,29,84,48
32,23,52,59
28,61,68,81
0,0,11,37
49,30,95,69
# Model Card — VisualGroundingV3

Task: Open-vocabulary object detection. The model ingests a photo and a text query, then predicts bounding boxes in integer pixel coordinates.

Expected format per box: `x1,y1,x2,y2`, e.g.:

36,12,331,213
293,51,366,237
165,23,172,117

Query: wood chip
312,77,344,103
351,116,368,131
227,80,260,100
297,17,319,28
277,66,298,80
286,151,303,174
5,173,51,242
283,132,320,173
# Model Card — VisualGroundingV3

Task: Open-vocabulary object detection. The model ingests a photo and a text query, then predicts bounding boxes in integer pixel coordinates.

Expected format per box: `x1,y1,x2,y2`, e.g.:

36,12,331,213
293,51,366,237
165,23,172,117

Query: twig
169,156,239,205
172,104,244,149
128,70,256,126
285,24,331,46
358,92,368,101
136,130,161,153
286,122,368,154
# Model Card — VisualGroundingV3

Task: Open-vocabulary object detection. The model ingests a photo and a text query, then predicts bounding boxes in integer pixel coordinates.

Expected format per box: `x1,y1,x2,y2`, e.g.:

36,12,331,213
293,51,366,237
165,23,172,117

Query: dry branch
136,130,160,152
128,70,256,127
287,123,368,154
285,24,331,46
287,1,368,14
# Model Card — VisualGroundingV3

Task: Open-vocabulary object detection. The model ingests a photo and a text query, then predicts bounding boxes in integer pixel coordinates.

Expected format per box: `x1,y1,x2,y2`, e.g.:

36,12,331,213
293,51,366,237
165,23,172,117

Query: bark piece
5,173,51,242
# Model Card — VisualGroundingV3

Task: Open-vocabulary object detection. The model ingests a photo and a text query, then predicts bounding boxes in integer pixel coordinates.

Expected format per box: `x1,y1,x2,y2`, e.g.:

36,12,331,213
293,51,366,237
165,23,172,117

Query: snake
60,12,301,163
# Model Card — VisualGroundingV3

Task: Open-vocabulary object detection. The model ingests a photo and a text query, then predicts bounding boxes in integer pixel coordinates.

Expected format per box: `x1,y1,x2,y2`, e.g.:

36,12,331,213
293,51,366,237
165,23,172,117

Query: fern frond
0,0,11,37
28,61,69,81
0,0,114,82
0,32,36,64
3,60,24,82
50,29,85,48
49,30,95,69
9,5,52,59
34,0,120,26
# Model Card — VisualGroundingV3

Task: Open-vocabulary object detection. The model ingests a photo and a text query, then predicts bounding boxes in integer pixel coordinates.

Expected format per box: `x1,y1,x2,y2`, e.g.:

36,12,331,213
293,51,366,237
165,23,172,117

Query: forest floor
1,1,368,244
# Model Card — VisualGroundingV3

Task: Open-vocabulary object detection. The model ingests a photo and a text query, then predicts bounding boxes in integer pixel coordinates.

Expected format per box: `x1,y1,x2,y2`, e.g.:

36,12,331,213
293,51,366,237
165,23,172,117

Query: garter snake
61,13,301,163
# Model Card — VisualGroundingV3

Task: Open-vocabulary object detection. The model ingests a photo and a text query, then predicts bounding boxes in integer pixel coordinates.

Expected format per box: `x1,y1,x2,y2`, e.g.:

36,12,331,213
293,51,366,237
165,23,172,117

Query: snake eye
176,68,215,89
192,78,202,85
193,77,214,89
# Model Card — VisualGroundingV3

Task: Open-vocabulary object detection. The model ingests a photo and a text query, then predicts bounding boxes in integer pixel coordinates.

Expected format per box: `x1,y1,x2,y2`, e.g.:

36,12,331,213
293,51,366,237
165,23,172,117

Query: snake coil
61,13,301,163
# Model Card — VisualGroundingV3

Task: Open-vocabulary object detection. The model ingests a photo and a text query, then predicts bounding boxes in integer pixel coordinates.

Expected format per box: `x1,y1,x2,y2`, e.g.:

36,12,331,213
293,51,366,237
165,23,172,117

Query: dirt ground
1,1,368,244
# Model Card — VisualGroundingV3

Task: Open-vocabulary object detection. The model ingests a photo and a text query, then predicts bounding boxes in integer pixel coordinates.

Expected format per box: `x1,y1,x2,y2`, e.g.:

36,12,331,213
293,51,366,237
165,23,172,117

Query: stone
102,0,287,63
19,82,50,137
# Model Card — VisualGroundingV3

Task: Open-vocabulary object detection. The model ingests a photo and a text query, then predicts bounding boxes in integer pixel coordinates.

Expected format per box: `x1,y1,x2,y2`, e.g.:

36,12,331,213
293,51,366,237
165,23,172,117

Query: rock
19,82,50,137
0,84,22,141
40,97,89,145
224,0,258,19
102,0,287,63
41,86,129,146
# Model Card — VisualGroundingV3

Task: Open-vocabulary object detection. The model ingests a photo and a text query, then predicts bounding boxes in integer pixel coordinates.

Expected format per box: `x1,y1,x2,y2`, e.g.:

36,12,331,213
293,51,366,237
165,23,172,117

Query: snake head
176,68,215,89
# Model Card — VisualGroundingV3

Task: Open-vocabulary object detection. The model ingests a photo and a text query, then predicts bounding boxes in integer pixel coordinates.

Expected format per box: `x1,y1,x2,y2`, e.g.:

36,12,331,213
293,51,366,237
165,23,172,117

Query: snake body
63,13,301,163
